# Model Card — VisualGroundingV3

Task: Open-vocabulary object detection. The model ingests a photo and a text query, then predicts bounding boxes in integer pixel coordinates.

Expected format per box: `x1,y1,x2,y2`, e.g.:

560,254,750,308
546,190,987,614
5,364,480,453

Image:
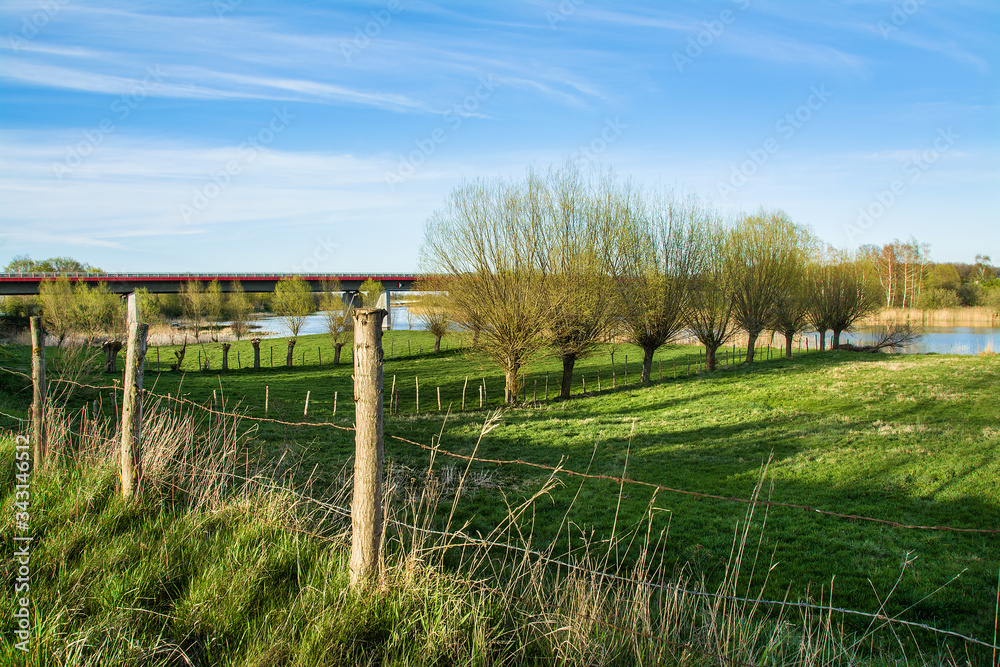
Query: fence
2,322,999,662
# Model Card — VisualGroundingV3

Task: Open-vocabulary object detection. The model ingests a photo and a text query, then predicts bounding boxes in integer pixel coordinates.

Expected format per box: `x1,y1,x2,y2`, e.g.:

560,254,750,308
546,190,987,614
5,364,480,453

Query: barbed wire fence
1,359,999,658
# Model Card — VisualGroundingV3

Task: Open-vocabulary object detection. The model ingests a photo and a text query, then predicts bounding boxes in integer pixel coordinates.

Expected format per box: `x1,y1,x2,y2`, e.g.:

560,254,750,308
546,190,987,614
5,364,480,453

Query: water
841,326,999,355
254,310,997,355
255,305,426,338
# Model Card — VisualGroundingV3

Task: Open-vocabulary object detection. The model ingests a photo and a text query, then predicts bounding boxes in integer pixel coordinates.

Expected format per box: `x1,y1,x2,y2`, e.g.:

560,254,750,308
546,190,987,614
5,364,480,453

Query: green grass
3,331,999,663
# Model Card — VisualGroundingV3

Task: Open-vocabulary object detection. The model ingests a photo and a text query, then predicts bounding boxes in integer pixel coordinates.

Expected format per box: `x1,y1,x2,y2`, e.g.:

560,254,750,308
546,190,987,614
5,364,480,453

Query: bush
916,287,961,310
956,282,983,307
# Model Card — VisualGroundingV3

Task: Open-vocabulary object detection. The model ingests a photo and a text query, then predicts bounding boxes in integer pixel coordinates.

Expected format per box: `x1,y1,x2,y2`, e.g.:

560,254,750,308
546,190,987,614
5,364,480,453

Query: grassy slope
4,331,999,650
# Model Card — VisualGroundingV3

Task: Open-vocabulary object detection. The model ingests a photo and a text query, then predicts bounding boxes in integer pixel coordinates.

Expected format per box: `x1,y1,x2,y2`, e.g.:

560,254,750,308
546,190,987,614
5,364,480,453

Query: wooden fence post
30,317,46,470
304,390,310,417
462,377,468,411
350,308,386,589
120,294,148,500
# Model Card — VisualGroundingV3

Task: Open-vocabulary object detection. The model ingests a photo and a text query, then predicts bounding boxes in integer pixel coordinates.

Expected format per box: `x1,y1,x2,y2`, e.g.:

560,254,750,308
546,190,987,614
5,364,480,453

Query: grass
2,330,998,664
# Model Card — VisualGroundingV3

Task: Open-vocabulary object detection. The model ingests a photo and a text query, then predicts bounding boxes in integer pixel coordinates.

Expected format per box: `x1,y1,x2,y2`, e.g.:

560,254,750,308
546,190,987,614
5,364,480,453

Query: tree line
418,165,999,405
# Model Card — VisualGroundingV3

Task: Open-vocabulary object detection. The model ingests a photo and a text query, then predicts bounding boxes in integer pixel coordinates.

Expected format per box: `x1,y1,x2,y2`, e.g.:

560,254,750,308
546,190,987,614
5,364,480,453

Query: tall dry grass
20,391,980,666
863,307,999,327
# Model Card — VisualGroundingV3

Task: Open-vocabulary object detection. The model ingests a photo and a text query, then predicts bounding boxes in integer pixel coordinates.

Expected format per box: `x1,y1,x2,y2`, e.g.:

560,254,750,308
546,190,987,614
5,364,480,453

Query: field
2,329,999,663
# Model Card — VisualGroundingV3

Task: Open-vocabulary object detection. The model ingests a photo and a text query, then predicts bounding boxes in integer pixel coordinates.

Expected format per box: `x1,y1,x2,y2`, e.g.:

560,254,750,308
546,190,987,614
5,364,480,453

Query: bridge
0,273,422,296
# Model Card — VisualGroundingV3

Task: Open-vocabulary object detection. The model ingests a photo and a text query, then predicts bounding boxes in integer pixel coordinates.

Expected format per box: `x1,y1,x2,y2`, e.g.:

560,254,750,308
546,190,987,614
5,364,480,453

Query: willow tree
358,278,385,309
725,209,808,363
808,250,882,349
320,278,353,363
687,224,737,371
769,232,818,358
545,166,615,399
180,280,206,341
38,276,76,346
412,276,453,353
420,172,555,404
227,280,253,340
273,276,315,365
609,190,707,382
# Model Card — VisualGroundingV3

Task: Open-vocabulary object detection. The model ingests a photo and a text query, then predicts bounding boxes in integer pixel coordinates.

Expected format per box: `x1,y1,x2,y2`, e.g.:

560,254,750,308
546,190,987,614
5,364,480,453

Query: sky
0,0,997,272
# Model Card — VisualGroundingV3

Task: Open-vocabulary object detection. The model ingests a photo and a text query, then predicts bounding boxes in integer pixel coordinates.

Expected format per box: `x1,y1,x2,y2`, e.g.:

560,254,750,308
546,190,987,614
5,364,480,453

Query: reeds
863,306,999,327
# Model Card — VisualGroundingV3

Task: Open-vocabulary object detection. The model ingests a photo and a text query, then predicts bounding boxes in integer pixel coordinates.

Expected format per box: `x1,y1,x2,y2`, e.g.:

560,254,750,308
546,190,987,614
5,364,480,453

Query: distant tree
204,279,224,342
809,250,882,349
135,288,162,324
5,255,101,274
687,226,736,371
923,263,961,292
972,255,996,282
227,281,253,340
38,276,76,346
358,278,385,310
413,277,453,354
319,279,352,364
180,280,207,341
725,209,809,363
917,288,962,310
273,277,315,365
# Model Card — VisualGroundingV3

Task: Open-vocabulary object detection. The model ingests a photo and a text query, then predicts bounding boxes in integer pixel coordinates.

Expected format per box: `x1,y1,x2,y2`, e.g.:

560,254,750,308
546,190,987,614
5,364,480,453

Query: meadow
2,329,999,664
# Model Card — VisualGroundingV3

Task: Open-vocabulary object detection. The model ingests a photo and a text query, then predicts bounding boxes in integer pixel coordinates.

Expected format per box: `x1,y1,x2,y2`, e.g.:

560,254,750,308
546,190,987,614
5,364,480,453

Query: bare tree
808,248,882,350
320,278,353,363
180,280,206,341
227,280,253,340
413,277,453,353
204,279,224,342
687,225,737,371
38,276,75,346
545,166,615,398
420,172,556,404
609,188,707,382
725,209,807,363
273,276,315,365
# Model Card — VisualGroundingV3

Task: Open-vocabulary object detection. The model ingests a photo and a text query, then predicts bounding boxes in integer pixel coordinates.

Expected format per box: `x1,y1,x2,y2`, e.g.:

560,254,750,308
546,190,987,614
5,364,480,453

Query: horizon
1,1,997,270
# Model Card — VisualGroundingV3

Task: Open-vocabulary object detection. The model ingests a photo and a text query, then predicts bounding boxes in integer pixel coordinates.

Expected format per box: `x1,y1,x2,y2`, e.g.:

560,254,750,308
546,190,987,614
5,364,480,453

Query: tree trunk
434,336,441,353
286,339,296,367
504,365,521,405
784,332,794,358
251,338,261,369
641,346,654,383
350,308,385,590
103,341,123,373
705,345,718,371
559,355,576,399
171,344,186,371
221,343,231,371
832,329,843,349
334,342,344,364
817,329,827,351
745,329,761,363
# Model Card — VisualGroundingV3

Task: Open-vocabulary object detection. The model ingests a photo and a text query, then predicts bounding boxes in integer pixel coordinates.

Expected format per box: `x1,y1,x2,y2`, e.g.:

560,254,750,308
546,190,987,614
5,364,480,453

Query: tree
609,189,707,383
273,276,315,366
412,277,453,354
38,276,76,346
358,278,385,310
227,280,253,340
180,280,207,341
320,278,353,364
5,255,101,274
725,209,807,363
687,225,737,371
420,172,556,404
808,249,881,349
545,166,615,398
204,279,224,342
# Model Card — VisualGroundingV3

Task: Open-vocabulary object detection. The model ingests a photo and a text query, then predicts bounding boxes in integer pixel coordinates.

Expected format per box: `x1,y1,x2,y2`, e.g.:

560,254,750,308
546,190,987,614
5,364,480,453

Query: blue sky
1,0,997,272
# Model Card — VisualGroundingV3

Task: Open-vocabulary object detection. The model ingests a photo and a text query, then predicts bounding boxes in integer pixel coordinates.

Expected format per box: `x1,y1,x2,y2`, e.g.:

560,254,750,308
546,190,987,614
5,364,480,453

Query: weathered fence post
120,294,148,500
30,317,46,470
350,308,386,590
